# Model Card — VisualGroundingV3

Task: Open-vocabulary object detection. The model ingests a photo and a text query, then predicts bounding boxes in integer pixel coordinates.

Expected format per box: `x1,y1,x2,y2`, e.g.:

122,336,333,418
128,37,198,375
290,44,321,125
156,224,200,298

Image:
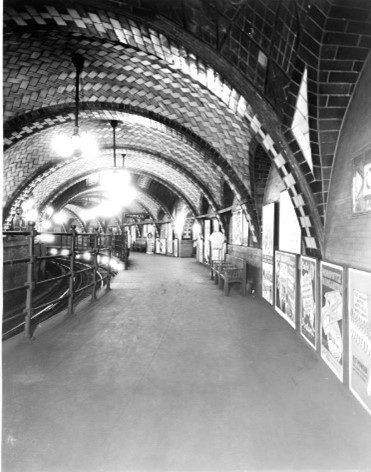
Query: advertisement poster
353,149,371,214
197,239,204,263
275,251,297,328
320,262,344,381
262,203,275,305
155,238,166,255
231,210,242,245
242,212,249,245
167,224,173,254
204,220,211,262
262,261,274,305
349,268,371,414
279,190,301,255
300,257,317,349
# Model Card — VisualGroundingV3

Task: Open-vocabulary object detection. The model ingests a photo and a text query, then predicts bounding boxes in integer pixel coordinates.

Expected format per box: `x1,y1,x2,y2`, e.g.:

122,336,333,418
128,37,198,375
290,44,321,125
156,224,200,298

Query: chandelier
51,53,98,158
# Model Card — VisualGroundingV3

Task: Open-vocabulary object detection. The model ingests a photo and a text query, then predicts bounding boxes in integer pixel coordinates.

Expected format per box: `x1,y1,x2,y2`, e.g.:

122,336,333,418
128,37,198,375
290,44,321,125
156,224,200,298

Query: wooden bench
132,239,147,252
211,254,247,296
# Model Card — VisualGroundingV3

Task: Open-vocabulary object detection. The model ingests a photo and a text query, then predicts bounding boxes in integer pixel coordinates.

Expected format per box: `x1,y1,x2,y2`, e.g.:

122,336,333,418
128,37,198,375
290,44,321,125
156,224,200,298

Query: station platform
2,253,371,472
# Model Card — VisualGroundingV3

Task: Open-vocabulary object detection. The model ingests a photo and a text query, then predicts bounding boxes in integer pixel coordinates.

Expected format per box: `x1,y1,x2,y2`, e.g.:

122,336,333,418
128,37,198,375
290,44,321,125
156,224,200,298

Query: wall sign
320,262,344,381
231,209,242,245
167,224,173,254
204,220,211,262
275,251,297,328
279,190,301,255
262,203,275,305
353,148,371,214
242,212,249,245
349,268,371,415
300,257,318,349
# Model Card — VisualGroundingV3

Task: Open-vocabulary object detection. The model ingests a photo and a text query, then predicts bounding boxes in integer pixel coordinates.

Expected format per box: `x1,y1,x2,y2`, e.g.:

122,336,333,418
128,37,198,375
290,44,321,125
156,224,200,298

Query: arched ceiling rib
64,187,167,223
7,0,369,254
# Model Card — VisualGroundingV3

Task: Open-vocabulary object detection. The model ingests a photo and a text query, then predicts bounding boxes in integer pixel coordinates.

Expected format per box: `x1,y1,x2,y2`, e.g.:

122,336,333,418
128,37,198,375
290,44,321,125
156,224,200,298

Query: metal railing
2,224,129,340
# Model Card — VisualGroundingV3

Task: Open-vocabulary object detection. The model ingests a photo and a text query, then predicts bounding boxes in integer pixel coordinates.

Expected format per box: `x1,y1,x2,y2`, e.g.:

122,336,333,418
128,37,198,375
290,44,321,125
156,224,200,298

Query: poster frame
278,190,301,255
348,268,371,415
352,148,371,215
204,220,211,262
262,202,275,305
231,209,242,245
275,250,298,329
320,261,344,382
300,256,318,350
242,211,249,246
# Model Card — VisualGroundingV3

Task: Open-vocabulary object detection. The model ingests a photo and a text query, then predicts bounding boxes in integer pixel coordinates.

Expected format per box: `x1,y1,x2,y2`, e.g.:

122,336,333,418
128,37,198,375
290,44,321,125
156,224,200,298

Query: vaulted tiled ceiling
3,0,371,257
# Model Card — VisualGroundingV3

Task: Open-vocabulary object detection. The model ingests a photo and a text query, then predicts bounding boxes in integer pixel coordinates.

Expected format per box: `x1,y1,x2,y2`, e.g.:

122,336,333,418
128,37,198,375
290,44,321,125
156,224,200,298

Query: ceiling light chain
51,54,98,159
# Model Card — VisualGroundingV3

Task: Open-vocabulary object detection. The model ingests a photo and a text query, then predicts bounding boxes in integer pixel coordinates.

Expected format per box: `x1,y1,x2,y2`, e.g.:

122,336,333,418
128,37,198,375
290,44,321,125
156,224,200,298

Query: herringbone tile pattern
2,2,324,252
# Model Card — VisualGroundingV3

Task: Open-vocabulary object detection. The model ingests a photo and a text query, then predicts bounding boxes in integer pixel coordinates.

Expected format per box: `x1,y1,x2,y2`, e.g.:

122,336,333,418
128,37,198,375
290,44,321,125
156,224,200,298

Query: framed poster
300,257,318,349
167,224,173,254
156,238,166,255
279,190,301,254
262,203,275,305
320,262,344,381
349,268,371,414
155,238,161,253
204,220,211,262
242,212,249,245
262,261,274,305
231,209,242,245
353,148,371,214
197,239,204,263
275,251,297,328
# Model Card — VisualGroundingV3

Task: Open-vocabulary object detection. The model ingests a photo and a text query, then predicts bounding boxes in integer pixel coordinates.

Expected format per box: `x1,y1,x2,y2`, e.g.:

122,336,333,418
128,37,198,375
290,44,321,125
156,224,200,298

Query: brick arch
3,3,329,254
61,205,86,233
63,187,168,224
4,105,249,196
6,153,203,229
3,105,252,226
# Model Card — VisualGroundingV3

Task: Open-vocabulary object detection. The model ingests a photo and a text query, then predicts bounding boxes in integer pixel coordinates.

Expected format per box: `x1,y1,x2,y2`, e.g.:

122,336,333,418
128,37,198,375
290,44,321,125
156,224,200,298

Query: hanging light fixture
111,120,118,168
51,53,98,158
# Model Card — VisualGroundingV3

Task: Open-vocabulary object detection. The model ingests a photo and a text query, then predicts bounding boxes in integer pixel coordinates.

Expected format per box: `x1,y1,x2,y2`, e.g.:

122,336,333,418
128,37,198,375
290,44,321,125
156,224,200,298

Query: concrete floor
2,253,371,472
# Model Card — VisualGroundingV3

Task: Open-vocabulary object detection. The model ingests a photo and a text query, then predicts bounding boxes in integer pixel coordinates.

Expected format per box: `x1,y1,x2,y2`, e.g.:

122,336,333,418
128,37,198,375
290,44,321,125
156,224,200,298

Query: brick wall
325,53,371,271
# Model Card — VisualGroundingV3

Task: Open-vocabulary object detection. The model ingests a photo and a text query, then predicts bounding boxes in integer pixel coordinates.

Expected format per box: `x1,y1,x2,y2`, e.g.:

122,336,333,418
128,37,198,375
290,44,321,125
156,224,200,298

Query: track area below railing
2,224,128,340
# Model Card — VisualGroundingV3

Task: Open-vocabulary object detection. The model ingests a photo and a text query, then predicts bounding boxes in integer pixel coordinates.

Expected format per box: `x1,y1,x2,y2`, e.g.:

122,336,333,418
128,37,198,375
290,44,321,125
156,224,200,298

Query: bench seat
211,255,247,296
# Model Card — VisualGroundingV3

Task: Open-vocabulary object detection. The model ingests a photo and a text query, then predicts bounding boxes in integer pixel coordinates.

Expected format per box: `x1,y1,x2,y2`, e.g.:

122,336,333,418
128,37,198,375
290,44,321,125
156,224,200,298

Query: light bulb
25,208,38,222
52,133,74,157
53,211,67,224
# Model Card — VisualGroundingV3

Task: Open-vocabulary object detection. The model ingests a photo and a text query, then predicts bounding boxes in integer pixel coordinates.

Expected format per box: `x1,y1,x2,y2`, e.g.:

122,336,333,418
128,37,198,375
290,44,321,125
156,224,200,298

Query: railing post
25,222,37,340
68,225,77,315
91,230,99,301
106,231,112,292
123,231,128,270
